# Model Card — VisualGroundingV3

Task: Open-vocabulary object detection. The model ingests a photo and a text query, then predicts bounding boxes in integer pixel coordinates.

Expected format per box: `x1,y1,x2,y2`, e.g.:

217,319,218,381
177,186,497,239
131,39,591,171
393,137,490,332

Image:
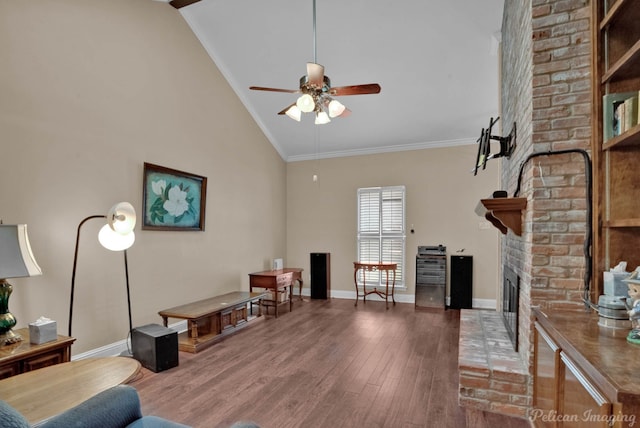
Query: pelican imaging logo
529,409,636,427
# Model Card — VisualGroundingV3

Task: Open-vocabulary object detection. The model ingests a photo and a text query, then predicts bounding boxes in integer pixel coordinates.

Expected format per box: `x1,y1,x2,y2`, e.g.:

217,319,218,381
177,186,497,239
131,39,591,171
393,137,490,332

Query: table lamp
0,224,43,345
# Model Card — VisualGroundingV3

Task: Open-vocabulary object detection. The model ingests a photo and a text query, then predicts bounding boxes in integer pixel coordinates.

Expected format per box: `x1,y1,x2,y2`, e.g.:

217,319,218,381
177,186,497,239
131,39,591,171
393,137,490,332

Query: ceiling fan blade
277,103,297,115
307,63,325,88
338,108,352,118
249,86,300,94
329,84,381,96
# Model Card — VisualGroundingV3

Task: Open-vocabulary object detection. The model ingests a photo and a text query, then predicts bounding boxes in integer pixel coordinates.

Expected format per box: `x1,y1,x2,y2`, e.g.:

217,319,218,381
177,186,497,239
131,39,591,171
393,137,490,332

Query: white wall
286,146,502,306
1,0,503,357
1,0,286,354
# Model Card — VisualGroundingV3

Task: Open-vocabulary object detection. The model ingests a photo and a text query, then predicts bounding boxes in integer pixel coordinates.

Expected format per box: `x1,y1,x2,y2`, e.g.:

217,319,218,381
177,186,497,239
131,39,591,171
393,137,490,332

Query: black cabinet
310,253,330,299
450,255,473,309
132,324,178,373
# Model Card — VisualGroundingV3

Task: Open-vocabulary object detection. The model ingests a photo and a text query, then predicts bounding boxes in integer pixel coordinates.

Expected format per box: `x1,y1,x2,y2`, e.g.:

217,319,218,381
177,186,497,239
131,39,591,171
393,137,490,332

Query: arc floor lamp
68,202,136,346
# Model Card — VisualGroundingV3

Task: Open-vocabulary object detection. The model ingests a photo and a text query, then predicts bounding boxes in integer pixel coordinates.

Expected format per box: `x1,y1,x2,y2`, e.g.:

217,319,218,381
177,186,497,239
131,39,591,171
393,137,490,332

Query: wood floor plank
131,298,531,428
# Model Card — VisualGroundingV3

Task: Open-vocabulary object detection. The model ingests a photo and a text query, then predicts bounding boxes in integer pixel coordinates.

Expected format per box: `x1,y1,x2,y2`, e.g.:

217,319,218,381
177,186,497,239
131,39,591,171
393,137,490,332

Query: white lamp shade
98,225,135,251
285,105,302,121
315,111,331,125
107,202,136,235
328,99,346,118
296,94,315,113
0,224,42,279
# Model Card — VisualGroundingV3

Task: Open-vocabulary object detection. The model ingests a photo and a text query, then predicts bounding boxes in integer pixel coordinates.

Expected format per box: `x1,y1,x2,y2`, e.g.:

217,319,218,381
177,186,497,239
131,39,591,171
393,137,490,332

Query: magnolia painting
142,163,207,231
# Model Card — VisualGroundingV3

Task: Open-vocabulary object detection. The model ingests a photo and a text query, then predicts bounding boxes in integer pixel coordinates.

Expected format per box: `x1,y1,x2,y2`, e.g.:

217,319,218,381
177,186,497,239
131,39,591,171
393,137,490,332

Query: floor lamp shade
107,202,136,235
99,225,135,251
0,224,42,345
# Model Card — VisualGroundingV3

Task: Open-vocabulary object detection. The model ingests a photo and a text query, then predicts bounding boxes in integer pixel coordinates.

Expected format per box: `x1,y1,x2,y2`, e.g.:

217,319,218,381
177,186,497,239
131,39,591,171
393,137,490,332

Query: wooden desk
0,328,75,379
353,262,397,309
0,357,140,425
159,291,265,353
249,268,303,317
285,268,304,300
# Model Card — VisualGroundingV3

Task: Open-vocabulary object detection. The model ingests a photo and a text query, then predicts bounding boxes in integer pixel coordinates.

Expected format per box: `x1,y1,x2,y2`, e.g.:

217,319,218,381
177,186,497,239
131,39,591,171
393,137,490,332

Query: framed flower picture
142,163,207,231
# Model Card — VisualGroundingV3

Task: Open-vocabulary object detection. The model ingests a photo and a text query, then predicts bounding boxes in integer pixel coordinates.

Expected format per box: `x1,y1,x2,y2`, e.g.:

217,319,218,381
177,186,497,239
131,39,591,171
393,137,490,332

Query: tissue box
29,320,58,344
603,271,629,297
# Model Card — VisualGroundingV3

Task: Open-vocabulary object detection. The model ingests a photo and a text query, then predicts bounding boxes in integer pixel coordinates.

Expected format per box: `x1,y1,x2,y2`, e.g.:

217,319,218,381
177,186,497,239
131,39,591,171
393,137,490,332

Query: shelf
599,0,629,30
602,123,640,149
602,39,640,84
475,197,527,236
604,218,640,228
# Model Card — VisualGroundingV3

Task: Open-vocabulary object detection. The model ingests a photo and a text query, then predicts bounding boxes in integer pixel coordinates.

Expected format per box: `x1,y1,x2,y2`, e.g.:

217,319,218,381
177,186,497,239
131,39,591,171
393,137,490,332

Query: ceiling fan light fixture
296,94,316,113
248,0,380,125
285,105,302,121
315,111,331,125
328,99,346,118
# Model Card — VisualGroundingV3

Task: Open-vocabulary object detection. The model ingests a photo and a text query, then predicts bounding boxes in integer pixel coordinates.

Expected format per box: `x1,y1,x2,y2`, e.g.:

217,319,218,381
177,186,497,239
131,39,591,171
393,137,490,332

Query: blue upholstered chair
0,384,190,428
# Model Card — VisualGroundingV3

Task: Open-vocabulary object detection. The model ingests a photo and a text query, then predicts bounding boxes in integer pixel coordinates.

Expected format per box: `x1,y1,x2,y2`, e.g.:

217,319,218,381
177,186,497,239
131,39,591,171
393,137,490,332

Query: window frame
356,185,406,288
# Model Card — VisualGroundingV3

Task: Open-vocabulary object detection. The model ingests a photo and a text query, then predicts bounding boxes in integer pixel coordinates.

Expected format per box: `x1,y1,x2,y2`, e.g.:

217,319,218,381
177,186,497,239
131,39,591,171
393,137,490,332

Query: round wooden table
0,356,141,425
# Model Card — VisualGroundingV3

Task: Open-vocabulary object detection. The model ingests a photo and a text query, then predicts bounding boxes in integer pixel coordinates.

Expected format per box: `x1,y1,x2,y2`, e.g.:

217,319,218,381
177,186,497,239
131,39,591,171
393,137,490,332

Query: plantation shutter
357,186,405,286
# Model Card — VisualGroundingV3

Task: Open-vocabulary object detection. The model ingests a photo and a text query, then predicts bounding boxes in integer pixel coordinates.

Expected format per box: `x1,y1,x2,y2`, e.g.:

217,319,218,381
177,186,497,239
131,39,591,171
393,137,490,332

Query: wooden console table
0,328,75,379
353,262,397,309
249,268,303,318
159,291,265,353
533,308,640,427
0,356,140,425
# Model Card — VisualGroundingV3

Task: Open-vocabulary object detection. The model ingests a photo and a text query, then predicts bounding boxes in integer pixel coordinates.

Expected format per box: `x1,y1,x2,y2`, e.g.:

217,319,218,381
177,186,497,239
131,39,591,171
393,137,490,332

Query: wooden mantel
475,197,527,236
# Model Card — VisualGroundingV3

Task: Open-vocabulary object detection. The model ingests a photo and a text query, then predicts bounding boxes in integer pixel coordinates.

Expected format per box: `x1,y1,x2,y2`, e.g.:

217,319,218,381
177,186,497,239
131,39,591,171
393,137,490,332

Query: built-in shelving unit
591,0,640,298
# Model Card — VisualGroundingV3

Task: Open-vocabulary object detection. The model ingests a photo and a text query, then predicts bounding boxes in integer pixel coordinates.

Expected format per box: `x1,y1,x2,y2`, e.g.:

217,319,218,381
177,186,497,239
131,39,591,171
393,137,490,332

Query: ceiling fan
249,0,381,124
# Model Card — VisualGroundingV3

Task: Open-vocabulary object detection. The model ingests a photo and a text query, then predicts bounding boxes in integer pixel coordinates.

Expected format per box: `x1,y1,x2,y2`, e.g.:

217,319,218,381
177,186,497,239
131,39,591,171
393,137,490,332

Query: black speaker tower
450,255,473,309
310,253,331,299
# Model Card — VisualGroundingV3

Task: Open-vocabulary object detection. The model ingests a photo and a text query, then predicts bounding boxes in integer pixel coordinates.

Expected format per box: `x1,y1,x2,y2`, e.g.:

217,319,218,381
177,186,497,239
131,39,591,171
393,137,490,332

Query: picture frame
603,91,638,142
142,162,207,231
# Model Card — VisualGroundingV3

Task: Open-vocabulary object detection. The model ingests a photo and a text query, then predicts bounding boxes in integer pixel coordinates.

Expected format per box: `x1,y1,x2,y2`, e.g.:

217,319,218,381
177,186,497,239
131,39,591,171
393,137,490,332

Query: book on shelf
624,95,638,132
603,91,639,142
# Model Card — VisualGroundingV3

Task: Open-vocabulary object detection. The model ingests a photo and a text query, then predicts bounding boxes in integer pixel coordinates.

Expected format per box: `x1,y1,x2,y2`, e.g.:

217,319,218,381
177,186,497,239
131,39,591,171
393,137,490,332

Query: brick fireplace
458,0,593,420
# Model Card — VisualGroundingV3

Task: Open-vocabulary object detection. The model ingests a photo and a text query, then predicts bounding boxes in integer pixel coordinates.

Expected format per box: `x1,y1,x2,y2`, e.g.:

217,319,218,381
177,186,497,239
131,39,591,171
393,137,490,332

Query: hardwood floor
131,298,531,428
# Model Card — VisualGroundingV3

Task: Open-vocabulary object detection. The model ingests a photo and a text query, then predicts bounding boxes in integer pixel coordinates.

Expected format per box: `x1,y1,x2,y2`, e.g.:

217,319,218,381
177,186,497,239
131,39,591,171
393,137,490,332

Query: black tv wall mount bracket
473,117,517,175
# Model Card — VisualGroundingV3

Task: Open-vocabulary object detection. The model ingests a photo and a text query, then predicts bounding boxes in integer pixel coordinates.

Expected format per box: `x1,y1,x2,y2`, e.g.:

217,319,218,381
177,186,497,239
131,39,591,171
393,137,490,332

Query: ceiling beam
169,0,201,9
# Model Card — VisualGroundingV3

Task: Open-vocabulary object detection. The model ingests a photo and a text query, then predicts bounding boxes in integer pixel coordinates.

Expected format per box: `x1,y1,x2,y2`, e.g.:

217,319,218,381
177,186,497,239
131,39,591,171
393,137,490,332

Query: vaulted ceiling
167,0,504,161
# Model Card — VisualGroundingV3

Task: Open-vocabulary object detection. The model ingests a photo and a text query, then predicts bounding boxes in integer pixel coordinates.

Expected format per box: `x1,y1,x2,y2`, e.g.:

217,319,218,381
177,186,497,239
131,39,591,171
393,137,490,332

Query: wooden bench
158,291,265,353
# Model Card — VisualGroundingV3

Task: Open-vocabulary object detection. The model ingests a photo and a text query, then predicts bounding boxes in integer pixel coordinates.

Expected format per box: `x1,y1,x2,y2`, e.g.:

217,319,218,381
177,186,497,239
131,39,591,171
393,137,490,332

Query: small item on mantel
604,261,630,297
29,316,57,345
623,269,640,345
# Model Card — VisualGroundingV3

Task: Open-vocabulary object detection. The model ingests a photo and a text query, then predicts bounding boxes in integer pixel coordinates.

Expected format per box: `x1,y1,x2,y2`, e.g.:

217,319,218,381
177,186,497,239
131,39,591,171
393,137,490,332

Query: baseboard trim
73,294,496,359
71,320,187,360
472,298,497,310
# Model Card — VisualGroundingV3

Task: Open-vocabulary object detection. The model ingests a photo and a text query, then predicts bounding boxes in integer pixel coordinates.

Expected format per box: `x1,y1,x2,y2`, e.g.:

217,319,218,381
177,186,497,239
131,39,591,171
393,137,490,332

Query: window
357,186,406,287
